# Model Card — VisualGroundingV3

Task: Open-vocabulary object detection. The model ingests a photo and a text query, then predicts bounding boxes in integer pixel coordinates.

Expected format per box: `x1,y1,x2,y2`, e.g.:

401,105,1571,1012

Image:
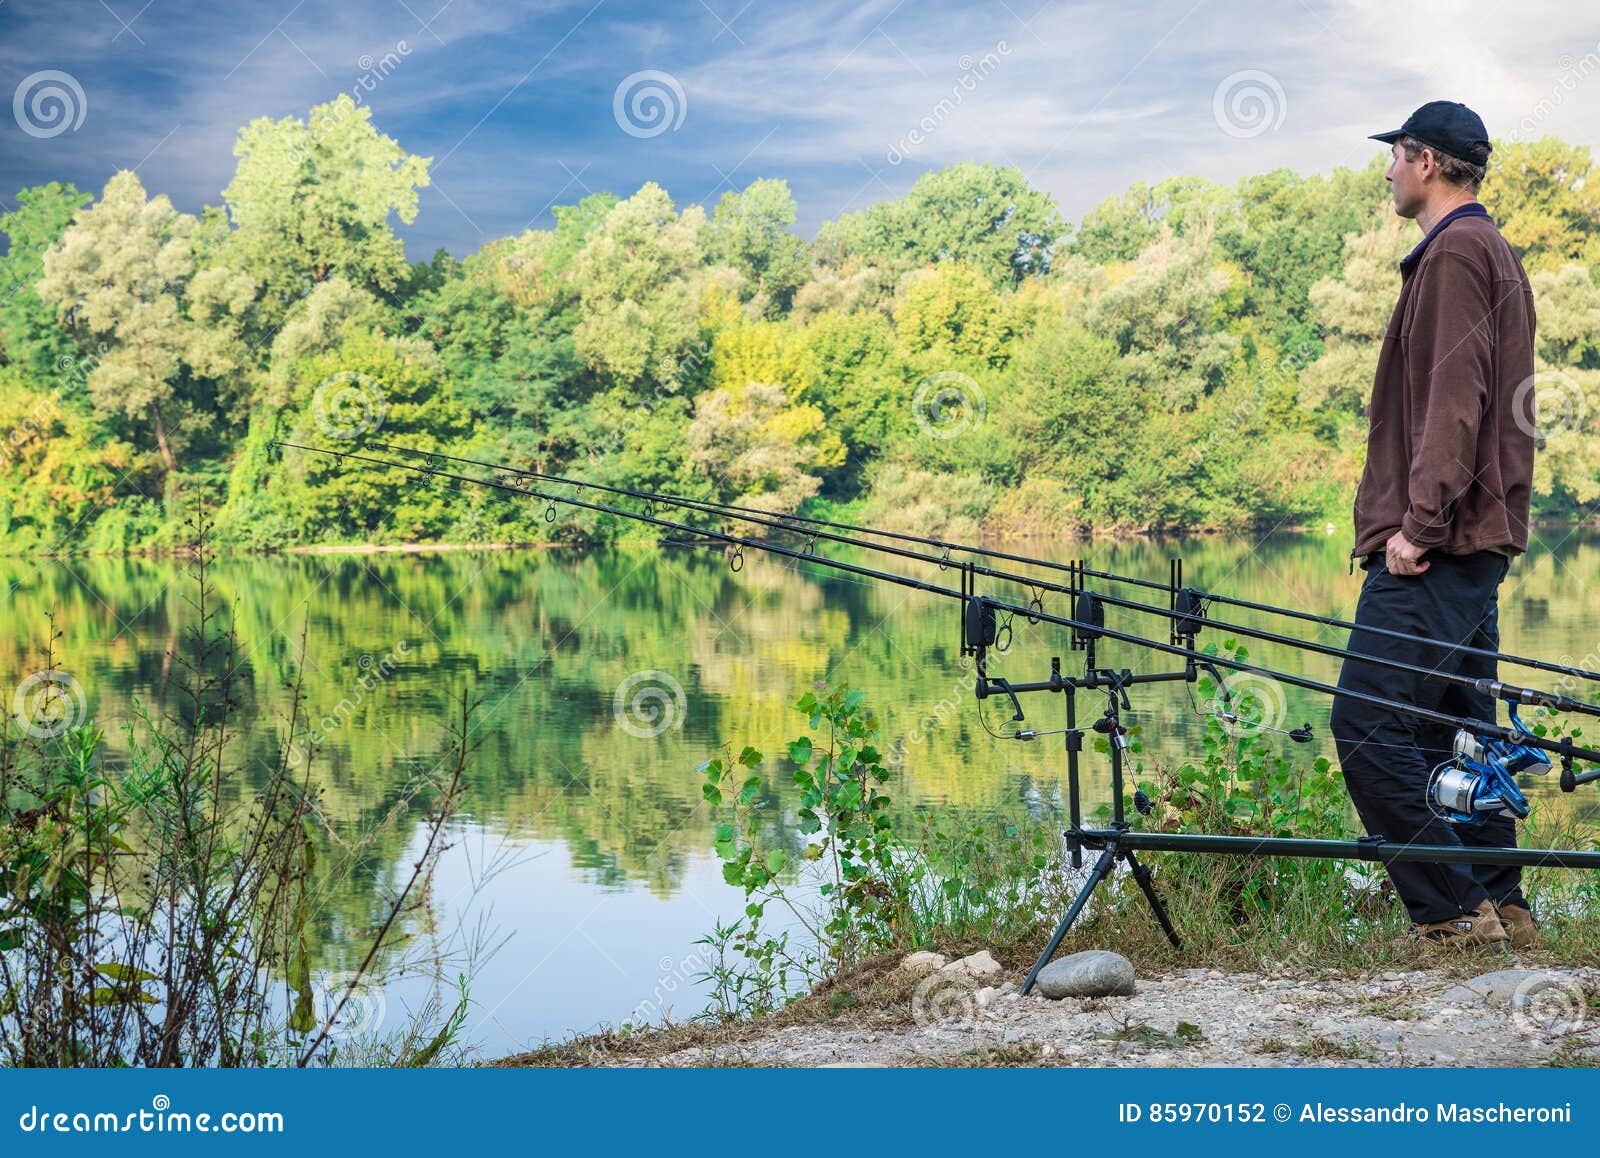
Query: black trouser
1329,550,1528,924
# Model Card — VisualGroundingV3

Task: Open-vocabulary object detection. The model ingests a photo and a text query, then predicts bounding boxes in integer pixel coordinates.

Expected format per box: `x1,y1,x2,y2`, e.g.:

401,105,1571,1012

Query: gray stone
1440,968,1573,1007
900,951,947,975
1034,950,1137,999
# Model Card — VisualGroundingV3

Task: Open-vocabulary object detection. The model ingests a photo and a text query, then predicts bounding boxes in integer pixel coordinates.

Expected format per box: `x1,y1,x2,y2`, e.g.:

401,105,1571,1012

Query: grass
497,720,1600,1068
1544,1040,1600,1068
1250,1035,1292,1054
1096,1017,1205,1049
1357,994,1421,1020
496,847,1600,1066
1296,1036,1380,1062
1036,806,1600,977
904,1042,1060,1068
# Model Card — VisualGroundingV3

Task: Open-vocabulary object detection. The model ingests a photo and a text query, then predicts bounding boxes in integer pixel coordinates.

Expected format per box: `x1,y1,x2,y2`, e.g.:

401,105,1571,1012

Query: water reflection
4,529,1597,1044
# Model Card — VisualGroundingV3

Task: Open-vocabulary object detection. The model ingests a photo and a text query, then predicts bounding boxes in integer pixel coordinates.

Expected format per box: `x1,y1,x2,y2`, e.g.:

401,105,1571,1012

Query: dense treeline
1,94,1597,553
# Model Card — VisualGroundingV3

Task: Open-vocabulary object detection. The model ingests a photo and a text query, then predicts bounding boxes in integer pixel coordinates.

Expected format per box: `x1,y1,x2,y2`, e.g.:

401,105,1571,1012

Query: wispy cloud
1,0,1597,258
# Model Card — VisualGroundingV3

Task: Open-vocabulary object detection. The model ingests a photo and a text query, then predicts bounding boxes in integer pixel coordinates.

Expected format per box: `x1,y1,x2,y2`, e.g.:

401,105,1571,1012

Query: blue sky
3,0,1598,258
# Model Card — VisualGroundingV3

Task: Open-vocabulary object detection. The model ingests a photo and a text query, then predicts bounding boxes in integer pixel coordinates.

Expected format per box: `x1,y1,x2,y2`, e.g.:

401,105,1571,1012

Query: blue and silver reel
1428,706,1551,825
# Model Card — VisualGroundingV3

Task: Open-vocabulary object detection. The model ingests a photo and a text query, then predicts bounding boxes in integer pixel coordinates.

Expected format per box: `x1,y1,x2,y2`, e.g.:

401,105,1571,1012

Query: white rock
941,950,1003,981
900,951,948,975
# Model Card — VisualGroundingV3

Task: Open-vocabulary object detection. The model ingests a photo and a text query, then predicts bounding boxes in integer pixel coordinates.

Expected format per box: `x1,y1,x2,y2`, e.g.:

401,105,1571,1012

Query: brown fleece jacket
1351,209,1537,560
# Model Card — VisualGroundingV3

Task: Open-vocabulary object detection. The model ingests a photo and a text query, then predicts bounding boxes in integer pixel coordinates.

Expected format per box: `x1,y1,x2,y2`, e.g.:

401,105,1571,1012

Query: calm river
5,528,1598,1055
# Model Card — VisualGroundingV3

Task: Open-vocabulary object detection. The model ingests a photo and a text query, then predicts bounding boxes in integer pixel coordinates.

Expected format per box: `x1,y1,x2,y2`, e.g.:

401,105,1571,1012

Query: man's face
1385,143,1427,219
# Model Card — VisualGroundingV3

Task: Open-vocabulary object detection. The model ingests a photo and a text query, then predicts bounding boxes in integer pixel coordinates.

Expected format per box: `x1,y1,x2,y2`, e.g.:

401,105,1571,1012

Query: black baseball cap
1370,100,1493,165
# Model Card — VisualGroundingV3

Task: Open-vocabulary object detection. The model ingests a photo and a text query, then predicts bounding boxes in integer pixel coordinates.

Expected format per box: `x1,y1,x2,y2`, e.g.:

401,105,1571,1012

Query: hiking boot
1402,900,1510,951
1495,902,1541,950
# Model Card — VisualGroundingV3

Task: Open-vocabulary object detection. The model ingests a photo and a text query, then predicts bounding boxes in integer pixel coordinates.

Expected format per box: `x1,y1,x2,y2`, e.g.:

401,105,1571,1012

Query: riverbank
9,511,1598,560
498,952,1600,1068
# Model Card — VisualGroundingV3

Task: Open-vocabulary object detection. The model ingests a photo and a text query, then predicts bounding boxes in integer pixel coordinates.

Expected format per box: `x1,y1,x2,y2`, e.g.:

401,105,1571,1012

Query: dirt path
605,962,1600,1068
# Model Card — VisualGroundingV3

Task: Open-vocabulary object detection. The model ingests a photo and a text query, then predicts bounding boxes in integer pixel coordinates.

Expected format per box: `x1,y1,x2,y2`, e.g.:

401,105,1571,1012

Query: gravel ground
614,961,1600,1068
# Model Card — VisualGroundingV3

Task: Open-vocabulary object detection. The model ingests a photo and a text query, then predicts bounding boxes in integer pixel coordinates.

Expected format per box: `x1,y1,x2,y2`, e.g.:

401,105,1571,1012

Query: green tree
800,309,908,491
1217,164,1384,348
280,328,471,542
818,162,1064,283
0,374,145,550
1531,263,1600,368
999,321,1134,490
221,94,431,326
705,178,812,317
36,171,240,491
568,183,708,393
0,182,90,379
1067,176,1229,264
687,381,840,511
892,261,1014,367
1482,138,1600,271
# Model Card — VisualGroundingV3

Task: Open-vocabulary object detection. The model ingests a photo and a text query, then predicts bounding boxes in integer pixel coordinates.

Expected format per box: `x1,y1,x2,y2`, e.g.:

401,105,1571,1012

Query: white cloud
4,0,1598,256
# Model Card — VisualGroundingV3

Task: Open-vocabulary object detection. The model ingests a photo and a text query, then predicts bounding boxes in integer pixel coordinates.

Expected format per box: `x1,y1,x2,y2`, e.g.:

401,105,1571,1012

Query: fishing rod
356,439,1600,724
273,438,1600,777
360,439,1600,692
273,437,1600,993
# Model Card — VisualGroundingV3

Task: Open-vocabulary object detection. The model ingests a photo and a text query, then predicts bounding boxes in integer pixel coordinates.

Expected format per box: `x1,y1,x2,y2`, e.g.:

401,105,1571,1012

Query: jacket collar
1399,201,1490,274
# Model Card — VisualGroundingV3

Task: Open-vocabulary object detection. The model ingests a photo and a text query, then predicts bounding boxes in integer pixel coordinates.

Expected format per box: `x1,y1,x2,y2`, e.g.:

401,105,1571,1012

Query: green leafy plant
0,512,479,1067
697,682,910,1015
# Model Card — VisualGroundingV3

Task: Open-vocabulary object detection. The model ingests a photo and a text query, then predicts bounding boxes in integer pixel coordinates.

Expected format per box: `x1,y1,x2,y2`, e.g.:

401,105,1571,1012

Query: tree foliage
221,94,430,325
2,99,1598,553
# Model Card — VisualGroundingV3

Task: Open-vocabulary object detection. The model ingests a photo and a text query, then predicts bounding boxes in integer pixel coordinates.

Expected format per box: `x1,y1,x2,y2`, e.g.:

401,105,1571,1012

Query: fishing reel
1428,706,1550,825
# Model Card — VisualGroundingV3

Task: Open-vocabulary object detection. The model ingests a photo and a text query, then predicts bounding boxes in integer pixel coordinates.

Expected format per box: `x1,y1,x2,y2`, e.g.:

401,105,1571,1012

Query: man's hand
1385,531,1430,576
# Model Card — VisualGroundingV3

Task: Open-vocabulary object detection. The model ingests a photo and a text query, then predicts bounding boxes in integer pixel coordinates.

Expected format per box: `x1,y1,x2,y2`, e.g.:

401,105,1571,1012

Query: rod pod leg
1020,844,1118,995
1125,850,1182,949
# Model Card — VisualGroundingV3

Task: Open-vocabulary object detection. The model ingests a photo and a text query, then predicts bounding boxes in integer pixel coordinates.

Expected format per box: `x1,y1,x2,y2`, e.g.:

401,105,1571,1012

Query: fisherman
1330,101,1539,949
